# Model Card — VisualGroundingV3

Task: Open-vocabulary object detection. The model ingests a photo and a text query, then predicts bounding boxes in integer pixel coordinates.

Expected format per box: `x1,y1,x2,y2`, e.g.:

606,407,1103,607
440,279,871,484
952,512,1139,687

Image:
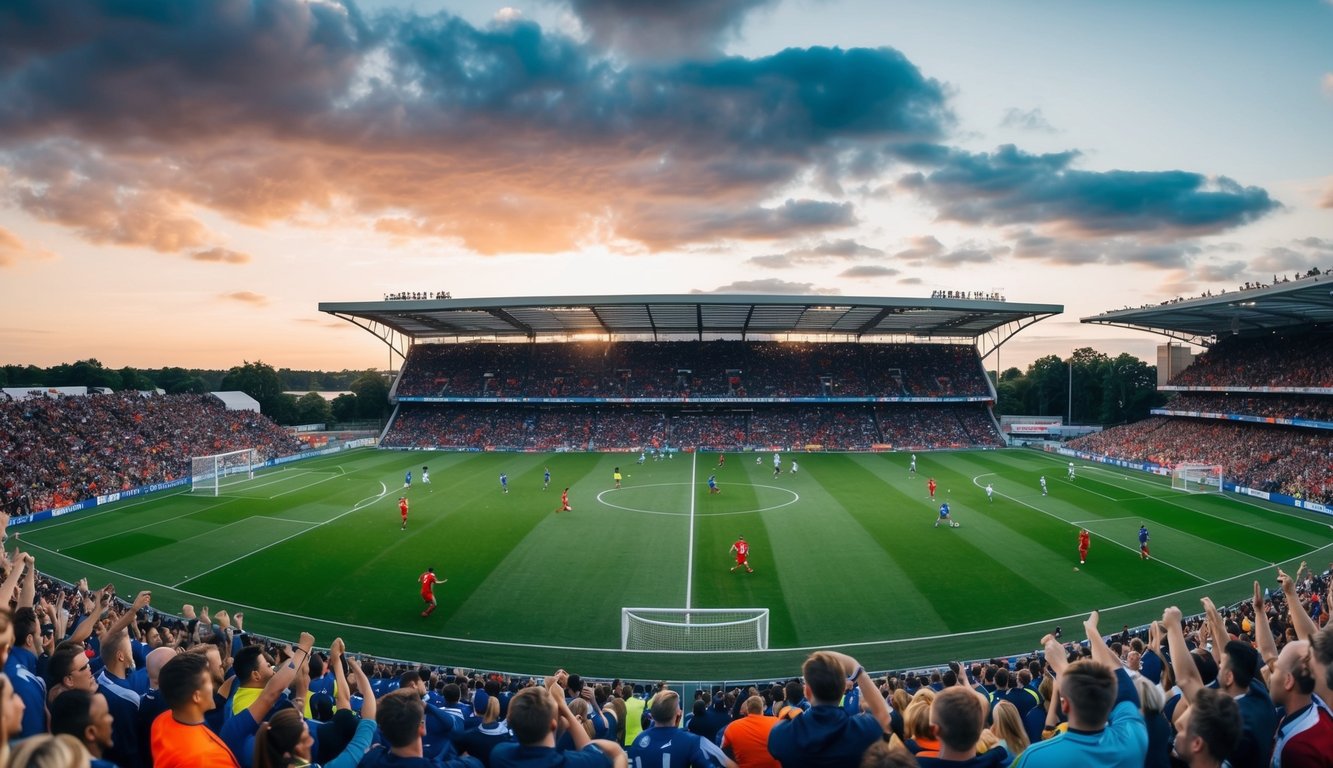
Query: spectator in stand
353,688,482,768
721,695,780,768
1170,688,1241,768
49,689,115,768
489,671,625,767
1014,612,1146,768
767,650,891,767
913,686,1004,767
628,690,736,768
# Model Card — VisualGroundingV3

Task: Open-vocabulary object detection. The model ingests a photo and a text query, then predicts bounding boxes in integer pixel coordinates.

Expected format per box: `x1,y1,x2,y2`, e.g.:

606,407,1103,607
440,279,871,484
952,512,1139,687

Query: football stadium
9,287,1333,686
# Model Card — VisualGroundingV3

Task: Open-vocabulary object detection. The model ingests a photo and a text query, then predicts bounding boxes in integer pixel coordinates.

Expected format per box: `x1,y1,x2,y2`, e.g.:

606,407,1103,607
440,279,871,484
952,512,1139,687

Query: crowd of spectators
930,290,1006,301
0,393,304,517
5,512,1332,767
1160,392,1333,423
381,405,1005,452
384,291,452,301
1119,268,1327,310
1167,333,1333,389
393,341,993,400
1069,417,1333,503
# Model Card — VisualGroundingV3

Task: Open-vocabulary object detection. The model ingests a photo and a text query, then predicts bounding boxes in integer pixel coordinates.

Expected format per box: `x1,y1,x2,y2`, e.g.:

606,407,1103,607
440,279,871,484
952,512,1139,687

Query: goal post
1171,463,1224,493
621,607,769,652
190,449,258,496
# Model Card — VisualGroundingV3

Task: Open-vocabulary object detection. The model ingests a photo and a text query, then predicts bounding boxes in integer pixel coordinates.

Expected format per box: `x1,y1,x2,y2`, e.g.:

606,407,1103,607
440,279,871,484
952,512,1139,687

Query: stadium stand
0,392,304,515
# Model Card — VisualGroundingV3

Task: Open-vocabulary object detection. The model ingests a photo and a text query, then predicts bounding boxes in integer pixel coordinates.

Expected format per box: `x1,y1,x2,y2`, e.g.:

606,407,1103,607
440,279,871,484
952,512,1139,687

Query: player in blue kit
499,472,508,493
707,475,720,494
935,502,957,528
404,469,411,488
1138,524,1150,559
543,467,551,490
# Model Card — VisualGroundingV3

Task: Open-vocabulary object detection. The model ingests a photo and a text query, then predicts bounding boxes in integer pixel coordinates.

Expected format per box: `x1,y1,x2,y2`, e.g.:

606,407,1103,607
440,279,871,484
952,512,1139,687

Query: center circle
595,482,800,517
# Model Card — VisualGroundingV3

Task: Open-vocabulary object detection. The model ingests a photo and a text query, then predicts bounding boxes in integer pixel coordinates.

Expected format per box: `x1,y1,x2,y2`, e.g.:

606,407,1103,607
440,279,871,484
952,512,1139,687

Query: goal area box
190,449,258,496
1171,463,1223,493
621,607,769,651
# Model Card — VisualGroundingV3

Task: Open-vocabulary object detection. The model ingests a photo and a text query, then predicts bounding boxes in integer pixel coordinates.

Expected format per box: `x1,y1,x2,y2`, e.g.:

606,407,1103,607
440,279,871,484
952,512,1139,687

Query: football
952,521,960,528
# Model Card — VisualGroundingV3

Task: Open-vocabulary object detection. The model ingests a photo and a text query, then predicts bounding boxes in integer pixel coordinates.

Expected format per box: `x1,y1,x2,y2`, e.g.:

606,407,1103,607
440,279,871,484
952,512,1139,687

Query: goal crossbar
1171,463,1224,494
190,449,257,496
621,607,769,652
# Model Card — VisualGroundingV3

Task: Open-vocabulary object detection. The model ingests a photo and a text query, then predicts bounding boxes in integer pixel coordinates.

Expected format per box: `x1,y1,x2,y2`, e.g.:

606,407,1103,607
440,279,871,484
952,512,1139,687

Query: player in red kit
927,478,937,499
557,487,571,513
730,536,753,573
399,496,409,530
419,567,446,617
1078,529,1090,564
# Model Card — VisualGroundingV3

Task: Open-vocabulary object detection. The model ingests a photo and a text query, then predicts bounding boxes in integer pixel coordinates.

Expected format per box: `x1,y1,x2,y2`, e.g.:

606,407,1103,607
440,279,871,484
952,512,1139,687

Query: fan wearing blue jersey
628,690,736,768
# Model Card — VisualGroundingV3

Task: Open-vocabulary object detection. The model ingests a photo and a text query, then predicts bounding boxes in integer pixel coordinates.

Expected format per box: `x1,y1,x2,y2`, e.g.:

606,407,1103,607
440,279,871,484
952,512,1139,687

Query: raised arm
329,638,350,711
248,631,316,721
67,586,114,646
101,591,151,640
827,650,891,732
1200,597,1229,662
1082,611,1121,671
0,549,27,606
347,655,376,721
1279,566,1319,641
1163,606,1204,702
17,552,36,608
1252,581,1278,678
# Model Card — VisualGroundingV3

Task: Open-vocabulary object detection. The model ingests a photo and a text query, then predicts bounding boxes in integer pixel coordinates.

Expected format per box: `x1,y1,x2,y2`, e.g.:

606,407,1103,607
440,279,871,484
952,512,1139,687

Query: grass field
17,447,1333,680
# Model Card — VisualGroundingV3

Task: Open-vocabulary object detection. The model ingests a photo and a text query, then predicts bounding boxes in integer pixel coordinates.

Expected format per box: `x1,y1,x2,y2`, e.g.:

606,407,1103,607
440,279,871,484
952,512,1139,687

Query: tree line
3,347,1169,428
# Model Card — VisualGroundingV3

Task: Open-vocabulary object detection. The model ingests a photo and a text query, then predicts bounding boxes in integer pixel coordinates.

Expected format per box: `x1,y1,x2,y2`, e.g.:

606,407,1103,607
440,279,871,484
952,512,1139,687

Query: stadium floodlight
190,449,258,496
621,607,769,652
1170,463,1224,494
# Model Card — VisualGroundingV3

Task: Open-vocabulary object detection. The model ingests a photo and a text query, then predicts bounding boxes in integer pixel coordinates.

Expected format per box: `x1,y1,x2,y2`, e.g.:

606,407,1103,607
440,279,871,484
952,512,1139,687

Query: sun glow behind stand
621,607,770,652
1171,463,1224,494
190,449,258,496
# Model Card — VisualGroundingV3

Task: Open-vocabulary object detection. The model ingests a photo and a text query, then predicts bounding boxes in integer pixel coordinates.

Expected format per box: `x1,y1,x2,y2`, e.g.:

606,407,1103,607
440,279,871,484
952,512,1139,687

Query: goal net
1171,463,1223,493
621,607,769,652
190,449,258,496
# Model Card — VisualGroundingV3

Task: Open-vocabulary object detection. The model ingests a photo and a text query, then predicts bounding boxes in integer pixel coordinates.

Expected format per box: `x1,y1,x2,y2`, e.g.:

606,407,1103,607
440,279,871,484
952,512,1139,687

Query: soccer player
935,502,955,528
399,496,409,530
755,456,762,465
613,466,622,488
927,477,937,499
791,460,799,474
773,460,781,478
1139,524,1150,560
1039,476,1048,496
909,454,917,475
730,536,753,573
499,472,508,493
557,487,571,513
404,469,412,488
1078,529,1090,564
637,451,646,465
419,567,445,617
543,467,551,490
717,453,726,468
986,483,994,502
421,466,431,485
772,451,781,471
707,475,720,494
1068,462,1076,481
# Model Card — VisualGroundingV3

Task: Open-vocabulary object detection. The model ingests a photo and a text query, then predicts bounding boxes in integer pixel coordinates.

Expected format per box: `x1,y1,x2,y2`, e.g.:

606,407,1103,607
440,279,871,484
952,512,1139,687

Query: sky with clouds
1,0,1330,373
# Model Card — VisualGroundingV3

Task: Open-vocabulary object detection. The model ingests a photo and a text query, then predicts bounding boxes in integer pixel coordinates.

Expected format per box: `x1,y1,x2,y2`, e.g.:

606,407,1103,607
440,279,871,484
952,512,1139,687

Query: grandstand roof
1081,274,1333,345
319,293,1062,359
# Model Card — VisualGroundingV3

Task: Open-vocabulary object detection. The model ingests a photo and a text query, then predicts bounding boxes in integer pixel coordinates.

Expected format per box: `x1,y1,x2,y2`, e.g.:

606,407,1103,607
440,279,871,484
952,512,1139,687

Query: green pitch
19,448,1333,680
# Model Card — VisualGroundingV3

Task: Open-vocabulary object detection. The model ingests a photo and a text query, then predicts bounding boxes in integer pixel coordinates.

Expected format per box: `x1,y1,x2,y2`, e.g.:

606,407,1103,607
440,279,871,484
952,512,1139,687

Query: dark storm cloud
839,265,898,278
562,0,778,59
896,144,1278,238
999,107,1056,133
693,278,836,294
746,238,885,269
0,0,951,253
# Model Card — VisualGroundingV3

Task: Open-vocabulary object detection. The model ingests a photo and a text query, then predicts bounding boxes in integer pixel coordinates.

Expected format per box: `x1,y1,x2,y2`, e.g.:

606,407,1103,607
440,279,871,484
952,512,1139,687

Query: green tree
1025,355,1067,417
1068,347,1109,425
330,393,359,423
350,371,390,419
295,392,332,425
221,361,284,414
119,366,151,392
266,393,300,426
